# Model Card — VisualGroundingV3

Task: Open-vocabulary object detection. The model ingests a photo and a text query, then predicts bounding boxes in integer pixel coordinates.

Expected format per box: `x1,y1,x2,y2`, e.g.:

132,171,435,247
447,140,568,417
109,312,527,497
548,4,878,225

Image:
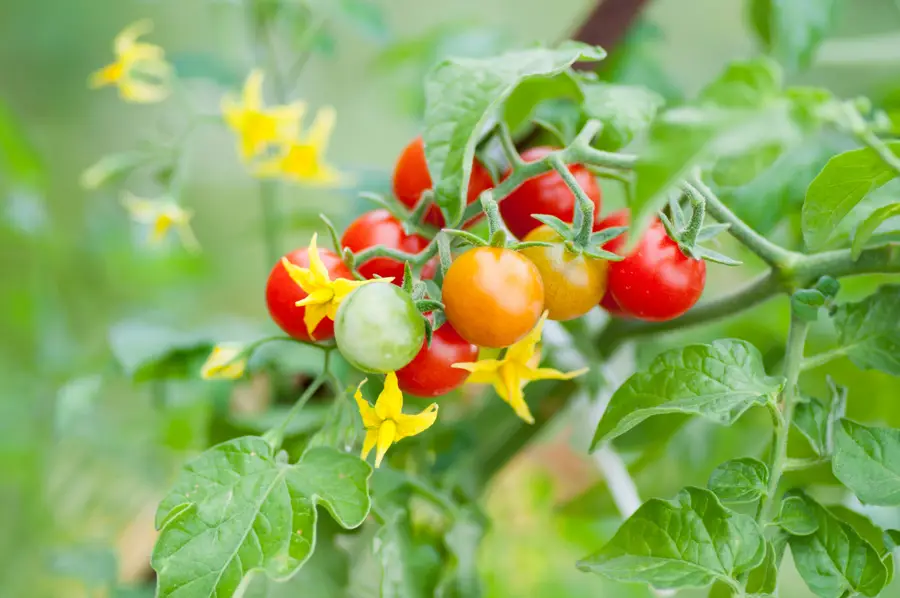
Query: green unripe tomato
335,282,425,373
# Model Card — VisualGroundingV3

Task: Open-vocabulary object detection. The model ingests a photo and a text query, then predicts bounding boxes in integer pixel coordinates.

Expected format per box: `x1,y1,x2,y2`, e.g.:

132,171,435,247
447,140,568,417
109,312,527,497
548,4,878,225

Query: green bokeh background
2,0,899,596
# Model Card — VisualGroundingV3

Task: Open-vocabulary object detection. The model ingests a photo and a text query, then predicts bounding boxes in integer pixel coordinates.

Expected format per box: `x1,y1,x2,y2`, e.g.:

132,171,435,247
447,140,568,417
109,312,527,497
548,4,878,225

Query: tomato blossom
200,343,247,380
255,106,343,185
280,233,389,337
222,69,305,161
452,312,587,423
354,372,438,467
121,193,199,251
89,19,172,103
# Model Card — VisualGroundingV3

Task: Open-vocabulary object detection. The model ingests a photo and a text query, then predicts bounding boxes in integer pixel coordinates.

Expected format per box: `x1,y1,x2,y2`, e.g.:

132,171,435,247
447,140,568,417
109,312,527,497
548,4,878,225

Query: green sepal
443,229,488,247
583,247,625,262
320,214,343,255
532,214,573,239
589,226,627,246
401,262,414,295
691,246,742,267
695,223,731,242
509,241,556,250
415,299,445,313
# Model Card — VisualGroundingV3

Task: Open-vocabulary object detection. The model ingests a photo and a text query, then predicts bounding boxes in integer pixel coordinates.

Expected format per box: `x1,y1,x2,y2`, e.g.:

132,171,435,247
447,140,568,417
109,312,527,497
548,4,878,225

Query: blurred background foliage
2,0,900,596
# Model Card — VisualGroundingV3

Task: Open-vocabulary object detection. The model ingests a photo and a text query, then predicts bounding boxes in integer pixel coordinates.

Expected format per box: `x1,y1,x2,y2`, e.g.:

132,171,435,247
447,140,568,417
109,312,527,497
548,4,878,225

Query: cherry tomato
266,247,352,341
499,146,602,240
598,209,707,321
341,209,428,283
334,283,425,373
442,247,544,348
520,225,608,321
593,209,630,316
395,322,479,397
392,136,494,228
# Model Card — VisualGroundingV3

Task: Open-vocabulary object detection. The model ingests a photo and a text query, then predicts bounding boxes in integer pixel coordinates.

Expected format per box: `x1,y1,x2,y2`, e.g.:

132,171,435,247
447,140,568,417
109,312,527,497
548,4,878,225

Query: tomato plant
442,246,545,348
395,322,478,397
71,4,900,598
499,146,601,239
392,136,494,227
519,225,608,321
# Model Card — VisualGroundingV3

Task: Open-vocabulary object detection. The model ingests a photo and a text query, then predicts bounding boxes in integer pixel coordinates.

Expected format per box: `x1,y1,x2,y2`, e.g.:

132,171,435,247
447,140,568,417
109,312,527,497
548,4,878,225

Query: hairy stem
801,346,851,371
760,314,809,523
263,352,331,449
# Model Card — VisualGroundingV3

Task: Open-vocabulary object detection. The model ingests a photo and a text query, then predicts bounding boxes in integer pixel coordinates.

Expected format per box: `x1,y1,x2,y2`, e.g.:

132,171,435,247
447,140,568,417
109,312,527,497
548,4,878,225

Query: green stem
550,154,594,246
801,346,851,371
263,352,331,450
495,121,522,168
687,177,800,269
759,314,809,523
353,234,440,266
783,457,831,472
679,183,706,250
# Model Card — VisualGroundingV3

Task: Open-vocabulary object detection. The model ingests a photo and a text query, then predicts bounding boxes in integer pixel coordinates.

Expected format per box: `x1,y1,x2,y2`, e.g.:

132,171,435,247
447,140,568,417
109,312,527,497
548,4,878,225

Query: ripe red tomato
499,146,602,240
594,209,629,316
266,247,352,341
341,209,428,283
392,136,494,228
597,209,706,321
395,322,478,397
442,246,544,348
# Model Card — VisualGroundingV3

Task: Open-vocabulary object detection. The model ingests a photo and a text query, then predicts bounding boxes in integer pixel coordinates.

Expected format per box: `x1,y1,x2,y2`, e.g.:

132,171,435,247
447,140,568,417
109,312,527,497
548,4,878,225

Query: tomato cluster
265,136,707,398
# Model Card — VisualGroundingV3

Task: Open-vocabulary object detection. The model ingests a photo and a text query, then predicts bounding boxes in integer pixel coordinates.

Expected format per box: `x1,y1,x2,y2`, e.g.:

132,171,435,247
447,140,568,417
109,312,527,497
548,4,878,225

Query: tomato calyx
532,212,625,261
660,183,742,267
400,261,446,347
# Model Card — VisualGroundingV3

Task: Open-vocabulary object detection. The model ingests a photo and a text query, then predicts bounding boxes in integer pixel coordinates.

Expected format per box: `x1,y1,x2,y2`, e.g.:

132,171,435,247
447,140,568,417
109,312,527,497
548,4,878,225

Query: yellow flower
255,106,343,185
222,69,305,161
355,372,438,467
280,233,389,338
122,193,199,251
89,19,172,103
452,312,587,424
200,343,247,380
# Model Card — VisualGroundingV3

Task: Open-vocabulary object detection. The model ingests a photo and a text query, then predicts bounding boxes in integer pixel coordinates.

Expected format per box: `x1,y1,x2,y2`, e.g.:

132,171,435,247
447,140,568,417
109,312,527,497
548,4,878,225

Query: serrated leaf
851,202,900,259
833,419,900,506
829,505,896,586
748,0,840,72
832,285,900,375
591,340,782,447
801,142,900,250
152,438,372,598
422,42,605,226
578,486,766,590
776,494,819,535
788,492,889,598
708,458,769,503
581,83,664,150
794,395,829,455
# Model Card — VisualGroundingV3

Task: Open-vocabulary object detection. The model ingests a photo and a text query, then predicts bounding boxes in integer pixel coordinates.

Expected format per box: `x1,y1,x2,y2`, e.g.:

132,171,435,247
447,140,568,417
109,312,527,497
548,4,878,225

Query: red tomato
341,209,428,283
266,247,352,341
395,322,479,397
392,136,494,228
594,209,630,316
499,146,602,240
596,209,706,321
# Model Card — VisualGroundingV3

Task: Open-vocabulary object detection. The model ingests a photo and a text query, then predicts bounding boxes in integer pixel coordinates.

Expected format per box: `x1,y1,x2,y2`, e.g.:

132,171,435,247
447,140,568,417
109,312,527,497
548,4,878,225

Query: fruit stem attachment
680,184,706,252
409,190,434,226
480,191,508,247
549,153,594,248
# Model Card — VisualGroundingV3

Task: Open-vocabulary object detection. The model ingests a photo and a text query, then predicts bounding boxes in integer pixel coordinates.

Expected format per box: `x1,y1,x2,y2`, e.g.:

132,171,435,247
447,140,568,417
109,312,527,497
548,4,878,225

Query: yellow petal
89,63,123,88
331,277,387,303
242,69,265,111
360,429,378,461
304,106,336,152
150,213,174,242
269,102,307,138
493,363,534,424
303,302,330,338
295,287,334,307
120,80,170,103
394,403,438,441
452,359,502,385
200,343,247,380
121,193,156,221
354,379,382,428
524,366,589,382
115,19,154,56
280,258,319,294
374,372,404,421
505,311,548,365
306,234,332,286
374,419,396,468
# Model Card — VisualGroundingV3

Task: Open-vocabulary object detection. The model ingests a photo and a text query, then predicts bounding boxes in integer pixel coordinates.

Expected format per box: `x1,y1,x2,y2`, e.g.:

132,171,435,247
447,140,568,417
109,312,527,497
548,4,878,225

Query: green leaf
591,340,782,447
710,142,783,188
801,142,900,250
578,487,766,590
698,57,783,108
707,458,769,503
581,83,664,150
748,0,840,72
152,438,372,598
745,540,780,596
885,530,900,551
793,396,829,455
851,202,900,259
0,99,43,192
335,0,389,42
833,419,900,506
134,343,214,383
829,506,896,586
503,72,584,136
788,493,889,598
832,285,900,375
375,511,442,598
776,494,819,535
422,42,605,226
